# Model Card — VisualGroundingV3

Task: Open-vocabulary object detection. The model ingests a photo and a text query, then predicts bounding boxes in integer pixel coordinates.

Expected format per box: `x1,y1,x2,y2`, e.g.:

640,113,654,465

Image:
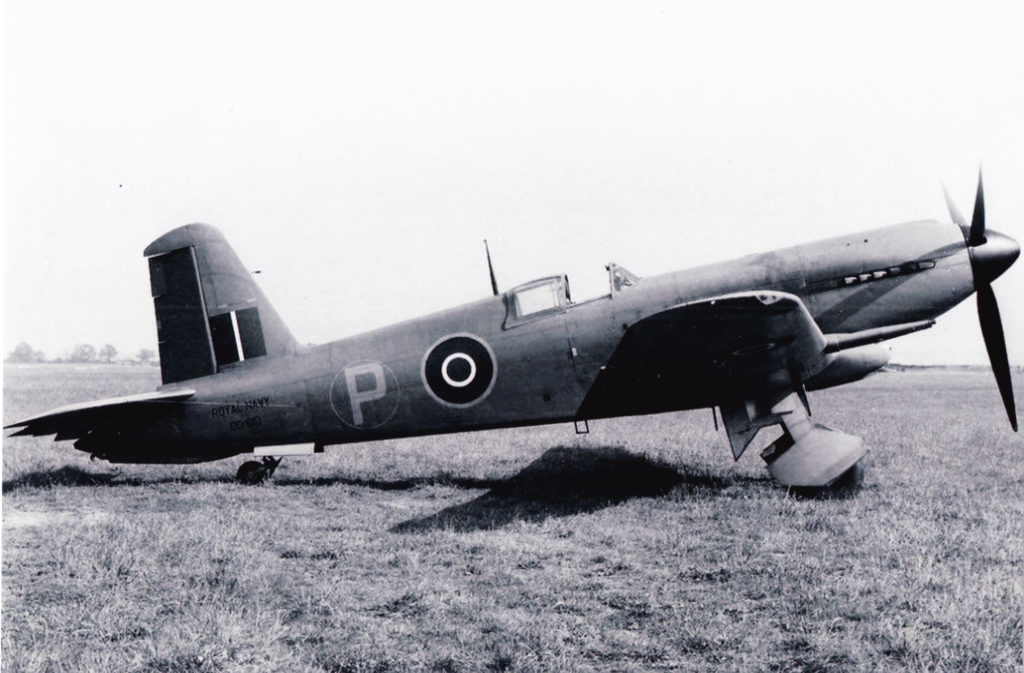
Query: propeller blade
977,283,1017,431
968,170,986,246
943,183,968,229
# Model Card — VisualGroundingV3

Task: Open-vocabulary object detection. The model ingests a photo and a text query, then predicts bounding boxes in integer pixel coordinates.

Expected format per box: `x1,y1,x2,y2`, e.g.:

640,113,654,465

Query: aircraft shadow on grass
0,464,501,493
2,446,766,518
1,465,233,492
389,445,767,533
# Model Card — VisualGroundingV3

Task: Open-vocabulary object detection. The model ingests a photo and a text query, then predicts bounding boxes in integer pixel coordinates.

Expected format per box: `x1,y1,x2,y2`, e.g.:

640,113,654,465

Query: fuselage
82,219,978,463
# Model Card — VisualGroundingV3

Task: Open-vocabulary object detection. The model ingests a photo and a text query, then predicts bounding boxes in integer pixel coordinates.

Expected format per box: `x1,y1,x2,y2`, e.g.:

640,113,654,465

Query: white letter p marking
344,362,387,426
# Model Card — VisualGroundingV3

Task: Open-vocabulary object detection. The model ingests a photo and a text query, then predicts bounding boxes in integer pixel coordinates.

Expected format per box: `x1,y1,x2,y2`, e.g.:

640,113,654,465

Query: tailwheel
236,456,282,485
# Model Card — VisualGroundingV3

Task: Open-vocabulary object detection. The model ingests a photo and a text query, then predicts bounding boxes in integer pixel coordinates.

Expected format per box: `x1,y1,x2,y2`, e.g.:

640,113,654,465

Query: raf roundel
422,333,497,407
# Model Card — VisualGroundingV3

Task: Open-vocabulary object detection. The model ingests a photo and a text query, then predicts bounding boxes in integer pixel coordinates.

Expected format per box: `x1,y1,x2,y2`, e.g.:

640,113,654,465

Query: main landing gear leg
236,456,282,485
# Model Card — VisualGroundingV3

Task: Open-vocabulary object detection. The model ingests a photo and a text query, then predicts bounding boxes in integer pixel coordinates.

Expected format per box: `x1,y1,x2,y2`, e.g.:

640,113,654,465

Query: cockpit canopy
504,275,570,327
607,263,640,294
502,263,641,328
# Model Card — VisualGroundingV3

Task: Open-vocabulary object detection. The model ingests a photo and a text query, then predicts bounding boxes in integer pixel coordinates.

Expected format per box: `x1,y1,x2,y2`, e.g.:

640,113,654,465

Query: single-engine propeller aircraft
7,176,1019,488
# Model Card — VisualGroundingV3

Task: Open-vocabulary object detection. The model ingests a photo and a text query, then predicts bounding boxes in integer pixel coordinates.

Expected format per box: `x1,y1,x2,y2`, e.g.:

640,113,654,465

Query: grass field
3,364,1022,672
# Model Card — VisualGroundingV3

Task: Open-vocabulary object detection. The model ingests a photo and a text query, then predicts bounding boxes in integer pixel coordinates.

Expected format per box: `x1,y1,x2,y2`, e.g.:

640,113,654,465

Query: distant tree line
5,342,157,365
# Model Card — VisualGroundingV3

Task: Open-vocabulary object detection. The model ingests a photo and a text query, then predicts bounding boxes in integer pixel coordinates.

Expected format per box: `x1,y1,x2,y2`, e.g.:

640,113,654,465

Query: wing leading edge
5,389,195,440
577,291,829,419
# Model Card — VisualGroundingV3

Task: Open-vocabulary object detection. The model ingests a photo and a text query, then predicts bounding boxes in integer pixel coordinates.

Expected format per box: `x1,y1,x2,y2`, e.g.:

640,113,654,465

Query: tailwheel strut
236,456,282,485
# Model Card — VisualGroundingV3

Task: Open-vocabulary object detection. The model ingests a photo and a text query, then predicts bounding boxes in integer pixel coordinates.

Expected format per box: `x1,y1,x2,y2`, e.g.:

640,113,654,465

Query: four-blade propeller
944,172,1020,431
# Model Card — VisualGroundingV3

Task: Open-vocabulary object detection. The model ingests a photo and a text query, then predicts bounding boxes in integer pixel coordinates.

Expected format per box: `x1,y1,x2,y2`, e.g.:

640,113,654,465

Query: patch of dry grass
3,365,1022,672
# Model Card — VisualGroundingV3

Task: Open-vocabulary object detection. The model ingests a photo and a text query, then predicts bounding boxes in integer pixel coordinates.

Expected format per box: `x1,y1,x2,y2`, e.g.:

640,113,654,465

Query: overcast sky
5,1,1023,368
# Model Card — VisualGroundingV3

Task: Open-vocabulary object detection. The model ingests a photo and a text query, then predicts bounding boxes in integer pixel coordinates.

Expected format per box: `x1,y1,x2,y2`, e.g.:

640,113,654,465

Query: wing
5,389,195,440
577,291,827,418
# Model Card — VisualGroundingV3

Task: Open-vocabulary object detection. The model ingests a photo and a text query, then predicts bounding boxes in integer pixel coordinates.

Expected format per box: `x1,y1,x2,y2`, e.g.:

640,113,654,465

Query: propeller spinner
945,172,1020,430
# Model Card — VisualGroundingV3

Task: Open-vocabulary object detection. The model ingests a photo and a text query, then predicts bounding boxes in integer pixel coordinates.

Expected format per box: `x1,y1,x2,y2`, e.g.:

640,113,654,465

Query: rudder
144,223,300,384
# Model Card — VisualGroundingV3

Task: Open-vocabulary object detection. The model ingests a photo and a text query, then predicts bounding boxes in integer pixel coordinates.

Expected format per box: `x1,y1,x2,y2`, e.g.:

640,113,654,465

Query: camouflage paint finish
78,218,977,463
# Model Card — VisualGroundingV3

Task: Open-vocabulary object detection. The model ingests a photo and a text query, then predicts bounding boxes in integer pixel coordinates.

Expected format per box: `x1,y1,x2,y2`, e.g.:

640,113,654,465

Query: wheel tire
792,462,864,500
236,460,266,485
829,462,864,493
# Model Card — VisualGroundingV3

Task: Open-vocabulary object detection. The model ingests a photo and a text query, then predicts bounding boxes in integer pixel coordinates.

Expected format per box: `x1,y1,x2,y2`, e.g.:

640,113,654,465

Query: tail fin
144,223,300,385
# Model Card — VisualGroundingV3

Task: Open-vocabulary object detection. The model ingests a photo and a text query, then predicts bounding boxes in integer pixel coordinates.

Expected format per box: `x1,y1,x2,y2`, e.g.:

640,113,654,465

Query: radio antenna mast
484,239,499,296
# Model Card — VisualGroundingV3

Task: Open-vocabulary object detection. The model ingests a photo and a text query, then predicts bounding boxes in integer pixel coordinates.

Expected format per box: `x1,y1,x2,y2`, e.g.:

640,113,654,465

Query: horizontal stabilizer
5,389,195,440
